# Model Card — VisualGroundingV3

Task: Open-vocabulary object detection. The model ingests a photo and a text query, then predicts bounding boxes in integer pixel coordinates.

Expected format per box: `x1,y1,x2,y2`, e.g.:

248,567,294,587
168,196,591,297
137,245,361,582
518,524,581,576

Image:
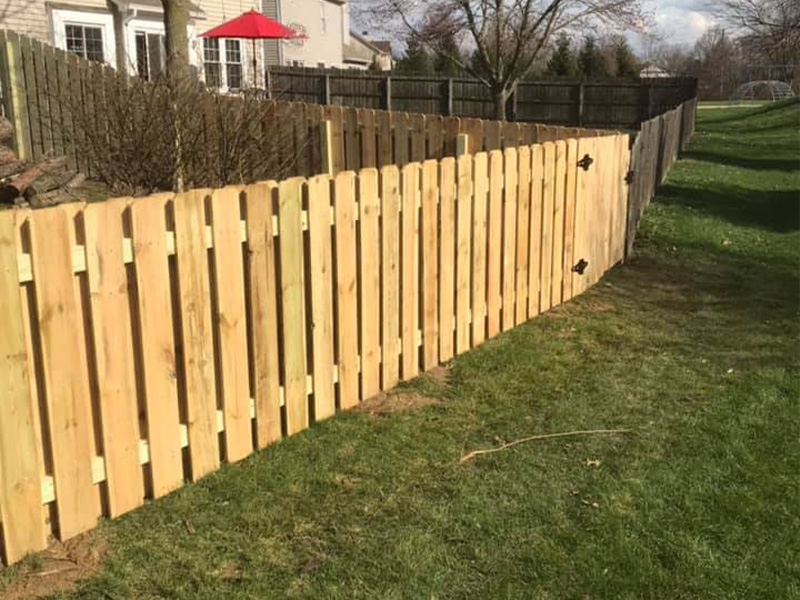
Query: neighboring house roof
640,64,672,78
344,31,391,65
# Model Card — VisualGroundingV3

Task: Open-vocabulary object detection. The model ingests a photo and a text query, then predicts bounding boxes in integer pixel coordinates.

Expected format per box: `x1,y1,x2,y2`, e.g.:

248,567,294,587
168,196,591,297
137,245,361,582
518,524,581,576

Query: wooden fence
0,131,631,565
0,30,598,176
624,98,697,258
269,66,698,129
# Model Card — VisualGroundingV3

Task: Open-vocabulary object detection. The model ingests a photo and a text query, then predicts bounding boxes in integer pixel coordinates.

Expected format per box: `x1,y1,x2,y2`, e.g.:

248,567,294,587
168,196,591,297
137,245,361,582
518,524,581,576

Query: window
203,38,222,88
225,39,242,90
65,24,104,62
135,32,165,81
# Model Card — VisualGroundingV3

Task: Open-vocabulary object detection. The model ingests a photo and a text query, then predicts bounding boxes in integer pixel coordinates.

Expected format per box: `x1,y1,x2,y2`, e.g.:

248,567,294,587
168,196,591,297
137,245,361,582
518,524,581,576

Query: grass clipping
459,429,633,463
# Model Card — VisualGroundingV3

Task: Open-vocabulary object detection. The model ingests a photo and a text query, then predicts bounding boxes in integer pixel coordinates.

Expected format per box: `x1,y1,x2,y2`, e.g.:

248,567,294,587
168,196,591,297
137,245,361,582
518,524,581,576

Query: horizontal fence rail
0,132,632,565
269,66,698,129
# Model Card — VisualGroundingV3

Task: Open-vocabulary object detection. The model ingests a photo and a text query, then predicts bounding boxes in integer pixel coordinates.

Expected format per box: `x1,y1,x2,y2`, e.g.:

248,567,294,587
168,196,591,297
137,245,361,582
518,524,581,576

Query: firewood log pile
0,117,85,208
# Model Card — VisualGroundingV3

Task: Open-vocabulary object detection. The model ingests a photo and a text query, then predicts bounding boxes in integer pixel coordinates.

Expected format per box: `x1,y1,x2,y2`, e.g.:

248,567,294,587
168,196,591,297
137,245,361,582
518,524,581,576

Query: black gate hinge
572,258,589,275
577,154,594,171
625,170,635,184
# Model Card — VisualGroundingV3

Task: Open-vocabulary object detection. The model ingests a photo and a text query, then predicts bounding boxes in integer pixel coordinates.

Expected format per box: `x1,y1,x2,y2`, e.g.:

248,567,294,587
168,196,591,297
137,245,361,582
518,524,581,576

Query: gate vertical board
173,190,220,479
29,205,100,539
129,194,185,494
562,139,579,301
0,211,47,563
501,148,518,332
550,141,567,308
400,163,419,379
438,158,456,361
344,108,359,171
486,150,503,338
360,109,376,169
209,187,253,463
514,146,532,325
245,183,283,445
358,169,381,398
471,152,489,346
84,199,144,516
539,143,555,313
307,176,336,420
455,154,472,353
421,160,439,370
376,110,392,168
393,112,409,167
277,178,309,434
410,114,426,163
334,172,359,409
380,166,401,389
527,145,544,317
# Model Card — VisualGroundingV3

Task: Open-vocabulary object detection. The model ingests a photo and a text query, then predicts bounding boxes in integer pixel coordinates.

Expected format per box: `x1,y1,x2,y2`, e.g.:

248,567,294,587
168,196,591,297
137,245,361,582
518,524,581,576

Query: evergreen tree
578,36,606,78
396,35,433,74
433,32,463,76
546,34,578,77
614,38,639,77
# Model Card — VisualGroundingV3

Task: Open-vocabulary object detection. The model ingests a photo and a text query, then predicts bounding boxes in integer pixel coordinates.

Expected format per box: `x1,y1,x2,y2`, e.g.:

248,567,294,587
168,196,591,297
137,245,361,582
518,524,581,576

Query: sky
636,0,716,51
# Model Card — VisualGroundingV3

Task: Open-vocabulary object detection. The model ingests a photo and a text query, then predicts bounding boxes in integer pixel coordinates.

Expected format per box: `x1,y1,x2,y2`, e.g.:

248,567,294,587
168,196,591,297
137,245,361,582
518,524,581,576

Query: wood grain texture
471,152,489,346
421,160,439,370
562,139,579,302
245,183,282,446
455,154,473,353
550,141,567,308
539,143,555,313
527,145,544,317
278,178,309,434
0,210,47,563
130,194,184,495
29,204,100,539
380,166,401,389
173,189,220,480
401,163,419,379
210,186,253,463
502,148,518,332
358,169,381,398
334,172,359,409
84,198,144,516
486,150,503,338
438,158,456,361
515,145,531,325
307,175,336,420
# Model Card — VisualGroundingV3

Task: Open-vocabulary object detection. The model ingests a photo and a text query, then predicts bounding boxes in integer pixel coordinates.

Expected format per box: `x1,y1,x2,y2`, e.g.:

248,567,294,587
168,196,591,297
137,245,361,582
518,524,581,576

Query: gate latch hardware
572,259,589,275
625,170,635,184
577,154,594,171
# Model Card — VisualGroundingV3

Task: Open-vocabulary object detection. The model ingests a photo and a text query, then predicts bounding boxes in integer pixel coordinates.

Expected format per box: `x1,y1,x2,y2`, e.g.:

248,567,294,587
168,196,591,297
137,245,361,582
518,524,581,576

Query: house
343,32,392,70
0,0,355,90
640,64,673,79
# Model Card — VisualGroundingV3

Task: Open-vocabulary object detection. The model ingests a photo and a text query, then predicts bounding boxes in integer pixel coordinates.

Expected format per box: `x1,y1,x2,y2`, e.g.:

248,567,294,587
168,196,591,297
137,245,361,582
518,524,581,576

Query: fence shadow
681,150,799,173
656,184,799,233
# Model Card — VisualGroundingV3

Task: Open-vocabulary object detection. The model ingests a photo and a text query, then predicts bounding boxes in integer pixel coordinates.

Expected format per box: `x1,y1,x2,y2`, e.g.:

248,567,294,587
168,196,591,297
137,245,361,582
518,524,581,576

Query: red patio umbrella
199,10,304,88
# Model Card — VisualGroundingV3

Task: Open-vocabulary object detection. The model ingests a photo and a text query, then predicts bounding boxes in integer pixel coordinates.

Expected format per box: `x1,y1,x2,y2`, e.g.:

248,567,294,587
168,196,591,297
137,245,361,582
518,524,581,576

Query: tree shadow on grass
656,184,799,233
682,150,799,173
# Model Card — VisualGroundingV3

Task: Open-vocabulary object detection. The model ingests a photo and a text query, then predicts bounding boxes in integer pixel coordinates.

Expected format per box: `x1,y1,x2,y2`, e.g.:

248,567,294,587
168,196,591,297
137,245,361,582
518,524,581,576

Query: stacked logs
0,117,83,207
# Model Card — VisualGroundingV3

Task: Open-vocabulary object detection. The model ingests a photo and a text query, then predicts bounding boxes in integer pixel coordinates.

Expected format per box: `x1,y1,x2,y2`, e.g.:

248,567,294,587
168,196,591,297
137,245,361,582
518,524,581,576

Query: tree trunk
161,0,191,192
494,89,508,122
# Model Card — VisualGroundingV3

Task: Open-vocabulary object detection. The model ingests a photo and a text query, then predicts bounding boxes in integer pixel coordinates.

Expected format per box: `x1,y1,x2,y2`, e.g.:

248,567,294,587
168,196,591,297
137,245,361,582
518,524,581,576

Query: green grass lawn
6,100,799,600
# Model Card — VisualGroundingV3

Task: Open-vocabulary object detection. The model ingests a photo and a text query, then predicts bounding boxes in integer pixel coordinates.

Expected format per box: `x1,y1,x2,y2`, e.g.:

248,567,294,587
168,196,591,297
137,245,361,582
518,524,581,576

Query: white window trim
123,18,197,77
51,8,116,67
202,37,244,93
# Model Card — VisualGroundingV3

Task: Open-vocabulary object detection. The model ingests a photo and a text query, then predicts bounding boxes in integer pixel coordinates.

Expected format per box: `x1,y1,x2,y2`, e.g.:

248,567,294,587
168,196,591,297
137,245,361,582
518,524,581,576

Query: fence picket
486,150,503,338
562,139,579,302
209,187,253,462
439,158,456,361
527,145,544,318
401,163,419,378
307,175,336,420
278,178,309,434
380,166,401,389
358,169,381,398
421,160,439,369
515,146,531,325
502,147,518,331
539,143,556,313
550,141,567,308
456,154,473,353
471,152,489,346
84,199,144,516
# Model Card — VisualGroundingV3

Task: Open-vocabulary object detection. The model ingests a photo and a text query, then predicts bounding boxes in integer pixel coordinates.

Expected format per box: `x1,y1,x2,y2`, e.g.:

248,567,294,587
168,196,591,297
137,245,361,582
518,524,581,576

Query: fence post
4,33,30,160
266,69,273,100
577,82,585,127
322,73,331,105
384,75,392,111
446,78,454,116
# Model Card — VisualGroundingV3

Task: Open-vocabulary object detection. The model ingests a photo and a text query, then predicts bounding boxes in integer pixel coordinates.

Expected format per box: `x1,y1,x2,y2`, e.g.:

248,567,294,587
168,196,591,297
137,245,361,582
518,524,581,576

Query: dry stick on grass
459,429,634,463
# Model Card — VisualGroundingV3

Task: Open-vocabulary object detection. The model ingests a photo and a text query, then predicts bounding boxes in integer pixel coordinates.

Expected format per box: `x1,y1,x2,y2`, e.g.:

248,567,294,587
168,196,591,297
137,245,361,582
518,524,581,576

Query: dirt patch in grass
1,533,106,600
355,391,441,416
424,364,452,386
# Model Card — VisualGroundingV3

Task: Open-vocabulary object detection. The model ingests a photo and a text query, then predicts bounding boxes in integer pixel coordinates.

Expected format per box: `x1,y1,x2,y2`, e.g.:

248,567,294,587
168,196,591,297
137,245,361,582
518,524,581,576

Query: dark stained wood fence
269,66,698,129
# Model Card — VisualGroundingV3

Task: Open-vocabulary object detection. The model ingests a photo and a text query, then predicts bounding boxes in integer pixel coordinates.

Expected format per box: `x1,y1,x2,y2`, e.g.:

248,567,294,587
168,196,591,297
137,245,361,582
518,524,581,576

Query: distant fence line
268,65,698,129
